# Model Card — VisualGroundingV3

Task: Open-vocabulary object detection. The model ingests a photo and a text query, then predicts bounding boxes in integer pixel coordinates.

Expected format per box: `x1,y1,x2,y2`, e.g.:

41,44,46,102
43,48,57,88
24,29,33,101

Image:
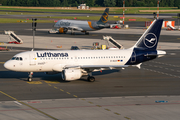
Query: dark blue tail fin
97,8,109,24
133,19,163,50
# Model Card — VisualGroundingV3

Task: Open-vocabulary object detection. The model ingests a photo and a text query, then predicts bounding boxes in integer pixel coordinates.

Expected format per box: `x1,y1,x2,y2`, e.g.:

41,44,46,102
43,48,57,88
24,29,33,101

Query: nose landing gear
28,72,33,82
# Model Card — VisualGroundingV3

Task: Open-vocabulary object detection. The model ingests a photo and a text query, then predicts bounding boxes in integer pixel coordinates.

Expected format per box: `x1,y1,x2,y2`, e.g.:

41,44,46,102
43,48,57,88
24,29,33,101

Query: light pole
157,0,160,19
123,0,125,27
153,12,157,19
178,13,180,30
32,18,37,51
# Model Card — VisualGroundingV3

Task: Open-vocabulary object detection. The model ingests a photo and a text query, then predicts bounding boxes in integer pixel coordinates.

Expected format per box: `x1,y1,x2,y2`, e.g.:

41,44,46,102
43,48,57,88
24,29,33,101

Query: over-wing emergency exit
53,8,109,35
4,19,166,82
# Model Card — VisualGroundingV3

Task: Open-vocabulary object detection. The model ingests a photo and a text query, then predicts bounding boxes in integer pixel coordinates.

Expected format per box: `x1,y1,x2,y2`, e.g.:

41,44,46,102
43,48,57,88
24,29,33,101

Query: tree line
0,0,180,8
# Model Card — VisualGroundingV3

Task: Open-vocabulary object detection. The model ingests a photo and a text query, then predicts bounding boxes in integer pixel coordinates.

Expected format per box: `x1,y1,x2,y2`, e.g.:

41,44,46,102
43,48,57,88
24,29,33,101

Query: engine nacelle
59,28,68,33
61,69,82,81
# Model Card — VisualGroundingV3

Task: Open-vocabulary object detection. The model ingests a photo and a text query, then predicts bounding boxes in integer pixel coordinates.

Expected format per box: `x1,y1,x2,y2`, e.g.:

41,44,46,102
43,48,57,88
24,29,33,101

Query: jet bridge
4,31,23,44
103,36,123,49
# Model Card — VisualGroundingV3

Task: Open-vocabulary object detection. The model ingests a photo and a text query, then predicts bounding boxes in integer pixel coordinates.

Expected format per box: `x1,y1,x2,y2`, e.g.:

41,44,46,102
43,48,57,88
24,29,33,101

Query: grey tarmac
0,17,180,120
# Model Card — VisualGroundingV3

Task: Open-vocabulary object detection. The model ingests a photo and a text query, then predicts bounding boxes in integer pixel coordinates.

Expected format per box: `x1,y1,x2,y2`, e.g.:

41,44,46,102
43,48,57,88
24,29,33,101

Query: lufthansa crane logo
101,12,108,23
143,33,157,48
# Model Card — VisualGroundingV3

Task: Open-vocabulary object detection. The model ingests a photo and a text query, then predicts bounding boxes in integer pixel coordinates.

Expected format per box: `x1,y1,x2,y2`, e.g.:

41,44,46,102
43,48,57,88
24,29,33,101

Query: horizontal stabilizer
132,63,142,69
157,50,166,57
98,23,110,28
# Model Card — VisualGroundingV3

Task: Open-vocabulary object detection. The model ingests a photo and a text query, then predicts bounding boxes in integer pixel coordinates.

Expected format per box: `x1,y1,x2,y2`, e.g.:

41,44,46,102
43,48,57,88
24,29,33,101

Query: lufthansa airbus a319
53,8,109,35
4,19,166,82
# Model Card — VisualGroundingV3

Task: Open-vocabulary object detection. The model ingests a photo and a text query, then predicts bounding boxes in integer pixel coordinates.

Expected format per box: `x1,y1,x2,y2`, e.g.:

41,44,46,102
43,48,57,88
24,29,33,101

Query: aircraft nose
54,23,58,27
4,61,13,70
54,22,59,27
4,61,9,70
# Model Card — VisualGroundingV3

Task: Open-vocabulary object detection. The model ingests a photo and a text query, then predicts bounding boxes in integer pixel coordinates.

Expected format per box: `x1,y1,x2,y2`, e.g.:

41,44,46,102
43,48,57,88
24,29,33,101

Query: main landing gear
85,31,89,35
87,73,95,82
28,72,33,82
71,29,75,35
87,76,95,82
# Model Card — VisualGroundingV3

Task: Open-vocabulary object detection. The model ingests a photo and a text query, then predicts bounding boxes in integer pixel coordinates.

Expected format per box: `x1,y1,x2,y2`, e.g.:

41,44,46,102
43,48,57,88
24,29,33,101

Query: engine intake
59,28,68,33
62,69,82,81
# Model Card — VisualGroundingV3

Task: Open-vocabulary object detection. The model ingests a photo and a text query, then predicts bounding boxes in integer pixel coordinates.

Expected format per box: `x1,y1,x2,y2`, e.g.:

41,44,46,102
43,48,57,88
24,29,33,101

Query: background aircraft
4,19,166,82
54,8,109,35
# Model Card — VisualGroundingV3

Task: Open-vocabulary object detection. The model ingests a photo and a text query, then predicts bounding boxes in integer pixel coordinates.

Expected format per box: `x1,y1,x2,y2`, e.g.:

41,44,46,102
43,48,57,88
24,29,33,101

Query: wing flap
64,65,128,69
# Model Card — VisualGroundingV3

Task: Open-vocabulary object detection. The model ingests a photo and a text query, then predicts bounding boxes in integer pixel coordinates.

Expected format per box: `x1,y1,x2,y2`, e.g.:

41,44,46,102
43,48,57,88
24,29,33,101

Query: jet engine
61,69,82,81
59,28,68,33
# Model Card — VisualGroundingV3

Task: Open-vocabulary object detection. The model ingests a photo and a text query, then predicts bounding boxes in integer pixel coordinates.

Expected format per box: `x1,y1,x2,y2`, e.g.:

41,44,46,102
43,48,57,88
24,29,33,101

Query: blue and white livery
4,19,166,82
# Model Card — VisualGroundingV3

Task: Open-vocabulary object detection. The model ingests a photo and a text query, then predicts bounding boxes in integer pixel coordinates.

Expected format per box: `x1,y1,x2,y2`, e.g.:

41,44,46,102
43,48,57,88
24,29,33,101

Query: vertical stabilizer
97,8,109,24
133,19,163,50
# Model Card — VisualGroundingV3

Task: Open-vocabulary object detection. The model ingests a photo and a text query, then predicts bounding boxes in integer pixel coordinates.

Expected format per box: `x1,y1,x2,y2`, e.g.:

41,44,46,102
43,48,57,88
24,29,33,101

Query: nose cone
4,61,10,70
4,61,14,71
54,23,58,27
54,21,60,28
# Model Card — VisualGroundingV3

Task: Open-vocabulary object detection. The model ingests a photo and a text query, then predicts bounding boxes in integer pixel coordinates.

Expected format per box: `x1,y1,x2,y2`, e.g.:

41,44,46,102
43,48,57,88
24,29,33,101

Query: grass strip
37,16,151,21
0,6,179,14
0,18,54,23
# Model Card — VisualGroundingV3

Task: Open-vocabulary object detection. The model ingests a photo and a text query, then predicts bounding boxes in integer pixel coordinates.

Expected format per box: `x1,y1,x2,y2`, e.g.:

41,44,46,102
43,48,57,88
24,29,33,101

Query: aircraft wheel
28,77,32,82
88,76,95,82
85,32,89,35
71,33,75,35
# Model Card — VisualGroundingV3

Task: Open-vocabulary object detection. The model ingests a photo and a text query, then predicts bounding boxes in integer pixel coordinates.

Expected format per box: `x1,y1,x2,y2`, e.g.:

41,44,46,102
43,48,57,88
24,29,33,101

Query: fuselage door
29,53,36,65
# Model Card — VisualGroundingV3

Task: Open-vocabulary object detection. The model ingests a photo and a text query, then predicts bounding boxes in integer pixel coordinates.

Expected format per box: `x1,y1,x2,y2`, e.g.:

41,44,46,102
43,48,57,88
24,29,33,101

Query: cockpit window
11,57,16,60
11,57,23,61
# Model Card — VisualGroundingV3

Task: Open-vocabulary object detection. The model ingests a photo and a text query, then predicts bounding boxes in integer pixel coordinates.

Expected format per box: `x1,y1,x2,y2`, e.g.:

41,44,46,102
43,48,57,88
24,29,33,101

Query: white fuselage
4,49,133,72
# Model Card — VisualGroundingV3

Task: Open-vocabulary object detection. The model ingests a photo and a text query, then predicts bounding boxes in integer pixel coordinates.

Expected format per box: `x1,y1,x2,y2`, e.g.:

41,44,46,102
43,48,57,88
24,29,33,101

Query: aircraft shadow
0,69,120,82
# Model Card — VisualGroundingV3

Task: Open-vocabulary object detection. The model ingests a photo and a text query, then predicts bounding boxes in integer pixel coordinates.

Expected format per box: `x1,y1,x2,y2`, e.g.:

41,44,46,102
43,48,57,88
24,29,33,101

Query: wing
52,64,128,72
67,26,83,31
63,65,128,71
52,64,140,72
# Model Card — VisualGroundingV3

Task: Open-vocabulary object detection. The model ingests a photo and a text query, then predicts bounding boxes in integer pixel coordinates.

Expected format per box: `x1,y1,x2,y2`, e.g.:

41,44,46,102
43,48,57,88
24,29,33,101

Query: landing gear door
29,53,36,65
131,51,136,63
